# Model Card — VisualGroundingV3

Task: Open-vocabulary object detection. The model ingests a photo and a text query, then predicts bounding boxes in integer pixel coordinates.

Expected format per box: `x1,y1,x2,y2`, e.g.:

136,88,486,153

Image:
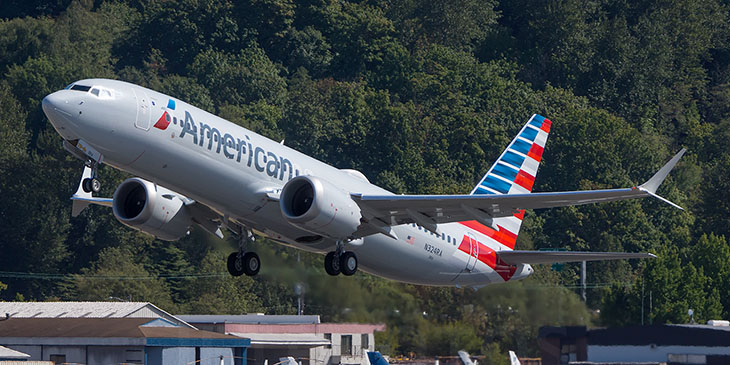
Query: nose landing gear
81,160,101,193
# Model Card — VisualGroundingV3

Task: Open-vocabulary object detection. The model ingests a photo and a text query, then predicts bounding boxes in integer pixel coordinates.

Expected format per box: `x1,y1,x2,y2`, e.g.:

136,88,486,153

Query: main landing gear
324,242,358,276
227,228,260,277
81,160,101,193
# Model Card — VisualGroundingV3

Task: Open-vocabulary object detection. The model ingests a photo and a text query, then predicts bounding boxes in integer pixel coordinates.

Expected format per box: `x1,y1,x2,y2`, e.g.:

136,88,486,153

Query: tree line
1,0,730,360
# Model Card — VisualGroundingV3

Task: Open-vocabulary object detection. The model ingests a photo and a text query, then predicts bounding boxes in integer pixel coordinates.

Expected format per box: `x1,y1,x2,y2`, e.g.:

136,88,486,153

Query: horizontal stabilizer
497,250,656,265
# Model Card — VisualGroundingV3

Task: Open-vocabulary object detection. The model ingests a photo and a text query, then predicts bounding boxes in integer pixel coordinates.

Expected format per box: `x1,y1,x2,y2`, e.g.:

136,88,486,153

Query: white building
178,314,386,365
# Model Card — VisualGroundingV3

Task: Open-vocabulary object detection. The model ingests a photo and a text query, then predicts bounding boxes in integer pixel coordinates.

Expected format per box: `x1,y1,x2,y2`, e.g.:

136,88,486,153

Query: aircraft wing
351,149,685,235
496,250,656,265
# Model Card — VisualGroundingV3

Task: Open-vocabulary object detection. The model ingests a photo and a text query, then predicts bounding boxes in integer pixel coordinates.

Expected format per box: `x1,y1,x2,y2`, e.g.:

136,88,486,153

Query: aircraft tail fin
457,351,476,365
509,351,521,365
367,352,389,365
466,114,551,249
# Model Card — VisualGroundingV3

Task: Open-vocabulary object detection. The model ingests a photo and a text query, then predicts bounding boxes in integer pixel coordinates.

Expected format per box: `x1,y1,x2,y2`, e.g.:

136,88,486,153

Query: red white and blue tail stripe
461,114,551,250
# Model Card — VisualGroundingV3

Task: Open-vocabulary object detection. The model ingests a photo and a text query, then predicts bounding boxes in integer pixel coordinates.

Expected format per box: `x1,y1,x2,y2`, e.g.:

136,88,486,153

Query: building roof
0,345,30,359
228,332,331,348
588,325,730,347
0,318,232,339
0,301,194,329
178,314,321,325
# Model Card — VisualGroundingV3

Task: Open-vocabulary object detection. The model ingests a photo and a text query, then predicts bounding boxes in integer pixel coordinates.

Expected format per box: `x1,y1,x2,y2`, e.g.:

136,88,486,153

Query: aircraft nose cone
43,91,78,140
42,92,69,117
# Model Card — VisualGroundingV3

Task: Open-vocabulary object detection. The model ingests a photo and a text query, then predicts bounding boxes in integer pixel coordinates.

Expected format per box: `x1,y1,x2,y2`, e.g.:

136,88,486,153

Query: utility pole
581,261,586,302
641,278,645,325
296,252,304,315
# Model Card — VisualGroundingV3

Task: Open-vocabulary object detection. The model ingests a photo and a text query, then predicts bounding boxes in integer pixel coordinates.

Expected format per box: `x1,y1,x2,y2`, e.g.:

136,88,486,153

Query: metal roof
0,301,194,329
0,345,31,359
0,318,238,340
178,314,321,325
228,332,330,347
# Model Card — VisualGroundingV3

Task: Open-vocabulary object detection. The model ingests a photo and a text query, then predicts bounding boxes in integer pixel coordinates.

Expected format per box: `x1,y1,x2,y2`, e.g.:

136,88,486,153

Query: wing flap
497,250,656,265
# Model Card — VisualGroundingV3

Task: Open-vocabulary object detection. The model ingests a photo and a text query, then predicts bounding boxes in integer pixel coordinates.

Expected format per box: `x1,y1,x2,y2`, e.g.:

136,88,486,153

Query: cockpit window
90,86,114,99
64,83,74,90
70,84,91,92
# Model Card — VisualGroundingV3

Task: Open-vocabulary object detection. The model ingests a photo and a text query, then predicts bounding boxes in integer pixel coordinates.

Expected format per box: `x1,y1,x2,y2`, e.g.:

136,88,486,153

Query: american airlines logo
154,107,307,181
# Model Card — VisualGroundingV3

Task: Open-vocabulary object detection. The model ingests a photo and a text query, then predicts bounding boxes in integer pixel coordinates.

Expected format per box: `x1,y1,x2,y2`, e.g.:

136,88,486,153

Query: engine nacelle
112,178,193,241
279,176,362,239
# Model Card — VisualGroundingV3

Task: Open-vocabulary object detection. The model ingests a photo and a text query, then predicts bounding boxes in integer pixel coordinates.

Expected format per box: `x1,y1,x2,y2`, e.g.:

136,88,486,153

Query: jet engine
112,178,193,241
279,176,362,239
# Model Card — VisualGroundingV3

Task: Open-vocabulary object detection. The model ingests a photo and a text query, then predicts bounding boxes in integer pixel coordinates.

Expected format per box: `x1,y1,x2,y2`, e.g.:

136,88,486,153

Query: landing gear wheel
242,252,260,276
324,252,341,276
90,178,101,193
227,252,245,277
82,178,93,193
340,251,358,276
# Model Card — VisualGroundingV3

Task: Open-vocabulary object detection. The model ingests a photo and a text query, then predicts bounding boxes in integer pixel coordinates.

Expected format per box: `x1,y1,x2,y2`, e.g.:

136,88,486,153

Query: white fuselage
42,79,530,286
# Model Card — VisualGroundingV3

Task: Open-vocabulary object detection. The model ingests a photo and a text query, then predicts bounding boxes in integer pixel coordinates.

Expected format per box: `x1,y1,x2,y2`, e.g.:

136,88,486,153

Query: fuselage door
132,88,151,130
465,232,479,272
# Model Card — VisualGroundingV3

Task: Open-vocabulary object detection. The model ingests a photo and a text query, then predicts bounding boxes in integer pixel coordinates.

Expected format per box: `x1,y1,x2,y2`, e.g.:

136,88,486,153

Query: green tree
188,46,287,107
133,0,243,74
691,234,730,318
421,322,482,355
385,0,500,50
181,251,263,314
70,246,175,309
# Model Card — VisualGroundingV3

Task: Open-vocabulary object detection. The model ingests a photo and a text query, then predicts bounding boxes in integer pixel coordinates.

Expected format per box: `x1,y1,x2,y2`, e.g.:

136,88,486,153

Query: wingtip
648,253,658,259
640,148,686,194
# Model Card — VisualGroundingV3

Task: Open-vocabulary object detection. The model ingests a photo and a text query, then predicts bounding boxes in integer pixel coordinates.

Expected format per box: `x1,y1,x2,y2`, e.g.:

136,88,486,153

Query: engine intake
280,176,362,239
112,178,192,241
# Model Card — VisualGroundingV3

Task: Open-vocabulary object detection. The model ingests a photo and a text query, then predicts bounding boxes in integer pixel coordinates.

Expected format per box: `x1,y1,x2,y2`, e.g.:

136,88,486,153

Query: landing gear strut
324,241,358,276
81,160,101,193
227,229,260,277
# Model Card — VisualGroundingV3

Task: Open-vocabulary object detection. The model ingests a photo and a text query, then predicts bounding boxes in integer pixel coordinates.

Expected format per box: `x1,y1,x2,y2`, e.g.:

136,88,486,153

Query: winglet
639,148,686,194
637,148,686,210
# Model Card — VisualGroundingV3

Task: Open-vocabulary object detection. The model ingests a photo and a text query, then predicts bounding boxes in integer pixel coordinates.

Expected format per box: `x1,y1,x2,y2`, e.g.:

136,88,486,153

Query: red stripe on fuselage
457,236,517,281
459,220,517,249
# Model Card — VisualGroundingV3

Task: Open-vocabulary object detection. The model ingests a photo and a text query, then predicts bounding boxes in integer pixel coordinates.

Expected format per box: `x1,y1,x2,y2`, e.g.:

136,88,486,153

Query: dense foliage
1,0,729,359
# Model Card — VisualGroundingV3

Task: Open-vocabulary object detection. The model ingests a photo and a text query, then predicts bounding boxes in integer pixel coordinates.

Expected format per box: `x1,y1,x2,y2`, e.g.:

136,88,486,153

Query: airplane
41,79,685,287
